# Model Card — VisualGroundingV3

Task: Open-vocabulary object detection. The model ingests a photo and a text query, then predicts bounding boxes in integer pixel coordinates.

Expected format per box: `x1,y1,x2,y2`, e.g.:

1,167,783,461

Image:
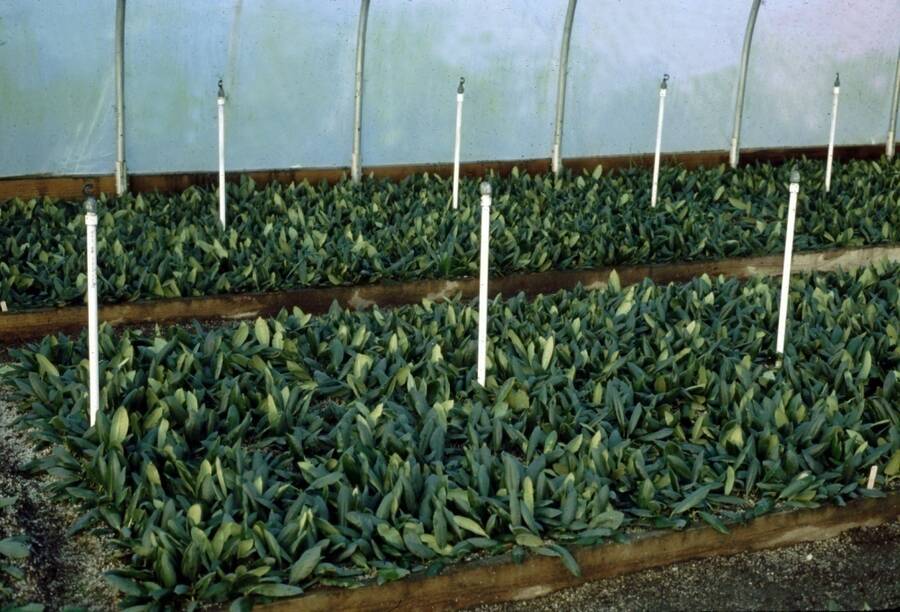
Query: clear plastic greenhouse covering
0,0,898,178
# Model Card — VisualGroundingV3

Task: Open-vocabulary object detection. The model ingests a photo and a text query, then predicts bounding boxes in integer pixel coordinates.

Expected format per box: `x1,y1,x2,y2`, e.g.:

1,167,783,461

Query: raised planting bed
256,494,900,612
470,517,900,612
2,244,899,345
1,157,898,312
2,262,898,608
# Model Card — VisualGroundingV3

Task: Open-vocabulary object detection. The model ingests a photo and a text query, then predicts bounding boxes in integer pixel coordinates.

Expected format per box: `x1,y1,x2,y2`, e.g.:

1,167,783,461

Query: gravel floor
469,521,900,612
0,382,119,610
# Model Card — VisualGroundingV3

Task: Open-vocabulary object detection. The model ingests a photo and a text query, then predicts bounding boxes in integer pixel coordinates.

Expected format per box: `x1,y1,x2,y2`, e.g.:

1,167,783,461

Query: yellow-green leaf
110,407,129,448
254,317,270,347
453,515,488,538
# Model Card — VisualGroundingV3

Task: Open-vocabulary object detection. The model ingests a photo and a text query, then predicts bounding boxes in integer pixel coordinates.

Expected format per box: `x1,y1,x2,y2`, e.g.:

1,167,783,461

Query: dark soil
470,521,900,611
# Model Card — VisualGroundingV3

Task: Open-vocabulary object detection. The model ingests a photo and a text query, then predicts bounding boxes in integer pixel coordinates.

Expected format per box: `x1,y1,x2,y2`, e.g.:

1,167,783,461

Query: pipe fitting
789,169,800,192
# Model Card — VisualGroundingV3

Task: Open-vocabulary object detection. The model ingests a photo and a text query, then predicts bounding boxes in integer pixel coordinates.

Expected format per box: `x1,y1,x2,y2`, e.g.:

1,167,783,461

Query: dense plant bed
3,244,898,347
1,157,898,311
4,264,900,608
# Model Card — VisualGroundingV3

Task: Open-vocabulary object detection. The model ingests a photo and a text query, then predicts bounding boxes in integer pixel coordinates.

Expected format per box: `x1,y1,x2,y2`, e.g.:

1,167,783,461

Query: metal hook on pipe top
83,183,101,425
651,74,670,208
825,73,840,193
476,181,492,386
775,168,801,360
452,77,466,210
217,78,227,228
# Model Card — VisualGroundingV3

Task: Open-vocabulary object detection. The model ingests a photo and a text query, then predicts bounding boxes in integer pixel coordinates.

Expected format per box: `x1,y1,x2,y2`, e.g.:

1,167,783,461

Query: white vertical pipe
217,80,226,228
729,0,762,169
776,169,800,357
351,0,370,183
825,74,840,193
452,77,465,210
551,0,578,175
651,74,669,208
114,0,128,195
887,45,900,159
476,182,492,386
85,196,100,425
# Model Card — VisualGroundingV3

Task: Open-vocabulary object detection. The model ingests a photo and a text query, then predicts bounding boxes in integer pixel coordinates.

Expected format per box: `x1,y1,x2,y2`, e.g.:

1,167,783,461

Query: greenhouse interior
1,0,899,610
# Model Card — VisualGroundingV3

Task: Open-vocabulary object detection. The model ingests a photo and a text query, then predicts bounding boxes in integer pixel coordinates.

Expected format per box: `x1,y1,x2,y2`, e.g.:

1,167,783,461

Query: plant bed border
257,492,900,612
1,244,899,344
0,144,886,201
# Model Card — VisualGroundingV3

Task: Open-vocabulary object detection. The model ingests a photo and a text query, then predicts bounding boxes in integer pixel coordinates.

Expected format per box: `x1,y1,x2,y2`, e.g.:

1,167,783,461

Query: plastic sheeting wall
0,0,898,177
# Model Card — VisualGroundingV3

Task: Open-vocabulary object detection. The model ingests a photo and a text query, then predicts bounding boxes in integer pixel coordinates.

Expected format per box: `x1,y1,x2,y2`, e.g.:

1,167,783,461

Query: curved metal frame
551,0,577,175
115,0,127,195
729,0,762,168
888,45,900,159
351,0,371,183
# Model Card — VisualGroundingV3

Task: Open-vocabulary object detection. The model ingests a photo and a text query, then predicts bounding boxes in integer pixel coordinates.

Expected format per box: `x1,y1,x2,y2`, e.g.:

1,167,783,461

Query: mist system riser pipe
888,45,900,159
776,170,800,358
476,182,492,386
114,0,127,195
729,0,761,169
825,74,840,193
85,198,100,425
351,0,370,183
217,80,226,228
651,75,669,208
452,78,465,210
551,0,577,176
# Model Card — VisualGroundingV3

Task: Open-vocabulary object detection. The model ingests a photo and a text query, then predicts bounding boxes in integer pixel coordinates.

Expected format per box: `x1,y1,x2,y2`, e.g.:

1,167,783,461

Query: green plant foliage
1,158,898,310
4,264,899,607
1,496,33,605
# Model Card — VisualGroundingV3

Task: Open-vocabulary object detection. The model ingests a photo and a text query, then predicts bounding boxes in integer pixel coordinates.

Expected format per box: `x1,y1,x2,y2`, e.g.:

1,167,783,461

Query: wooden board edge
0,144,886,201
2,244,899,344
255,493,900,612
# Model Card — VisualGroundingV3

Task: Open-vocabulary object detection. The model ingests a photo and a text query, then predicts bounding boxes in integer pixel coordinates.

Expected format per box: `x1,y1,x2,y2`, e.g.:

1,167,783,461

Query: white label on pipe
0,300,7,313
776,180,800,356
866,465,878,489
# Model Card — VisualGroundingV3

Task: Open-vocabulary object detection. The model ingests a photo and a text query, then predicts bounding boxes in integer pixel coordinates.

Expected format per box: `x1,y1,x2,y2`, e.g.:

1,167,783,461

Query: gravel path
0,382,119,610
469,521,900,611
